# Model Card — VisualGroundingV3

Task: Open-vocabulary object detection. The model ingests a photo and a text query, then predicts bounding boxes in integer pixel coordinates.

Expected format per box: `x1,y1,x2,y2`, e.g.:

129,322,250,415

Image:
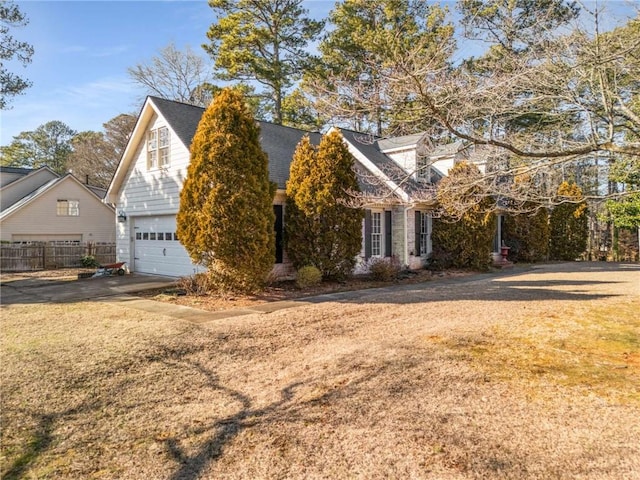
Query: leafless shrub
176,272,211,296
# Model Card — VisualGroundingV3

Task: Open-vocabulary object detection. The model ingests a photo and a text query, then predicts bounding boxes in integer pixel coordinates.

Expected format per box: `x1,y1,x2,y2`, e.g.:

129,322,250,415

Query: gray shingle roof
0,177,60,219
86,185,108,199
377,132,425,152
339,128,424,197
148,96,322,189
430,140,464,158
0,166,34,175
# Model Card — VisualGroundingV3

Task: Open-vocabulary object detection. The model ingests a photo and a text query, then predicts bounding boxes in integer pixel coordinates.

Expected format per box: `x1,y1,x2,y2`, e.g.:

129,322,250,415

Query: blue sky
1,1,637,146
0,0,332,145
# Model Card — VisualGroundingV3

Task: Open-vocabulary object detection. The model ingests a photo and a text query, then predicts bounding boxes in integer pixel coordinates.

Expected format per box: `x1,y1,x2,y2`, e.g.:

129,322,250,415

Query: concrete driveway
0,273,176,305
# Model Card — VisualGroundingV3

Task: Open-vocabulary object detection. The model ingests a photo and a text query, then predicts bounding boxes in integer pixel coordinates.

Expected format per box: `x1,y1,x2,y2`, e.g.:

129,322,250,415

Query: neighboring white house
107,96,497,278
0,166,115,244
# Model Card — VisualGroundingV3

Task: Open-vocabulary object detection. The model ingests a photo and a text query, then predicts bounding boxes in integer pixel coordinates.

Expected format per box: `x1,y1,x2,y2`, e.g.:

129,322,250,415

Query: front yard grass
440,300,640,405
1,264,639,479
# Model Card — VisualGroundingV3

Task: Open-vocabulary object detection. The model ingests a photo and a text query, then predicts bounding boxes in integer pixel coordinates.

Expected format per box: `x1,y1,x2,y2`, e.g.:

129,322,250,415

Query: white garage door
133,215,201,277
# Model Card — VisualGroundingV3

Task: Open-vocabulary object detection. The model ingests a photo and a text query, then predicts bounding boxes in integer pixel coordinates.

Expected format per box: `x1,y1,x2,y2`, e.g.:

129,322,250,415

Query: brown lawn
1,262,639,479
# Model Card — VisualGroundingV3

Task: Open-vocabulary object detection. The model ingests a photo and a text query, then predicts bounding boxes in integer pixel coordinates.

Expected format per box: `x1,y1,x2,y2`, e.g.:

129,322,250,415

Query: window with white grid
416,154,430,181
420,211,431,256
147,127,169,169
371,212,382,257
56,199,79,216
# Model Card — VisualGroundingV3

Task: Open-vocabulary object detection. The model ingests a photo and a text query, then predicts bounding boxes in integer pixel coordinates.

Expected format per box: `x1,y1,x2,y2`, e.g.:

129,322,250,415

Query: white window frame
371,211,382,257
147,126,170,170
419,211,431,256
56,199,79,216
416,154,430,181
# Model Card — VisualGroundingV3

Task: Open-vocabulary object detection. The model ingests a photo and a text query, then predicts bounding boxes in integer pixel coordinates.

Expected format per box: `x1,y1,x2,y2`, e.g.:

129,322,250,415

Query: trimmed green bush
431,162,495,271
295,265,322,289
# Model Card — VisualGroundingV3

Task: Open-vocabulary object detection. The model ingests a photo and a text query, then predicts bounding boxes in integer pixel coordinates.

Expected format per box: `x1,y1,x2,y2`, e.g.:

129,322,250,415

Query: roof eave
106,97,156,203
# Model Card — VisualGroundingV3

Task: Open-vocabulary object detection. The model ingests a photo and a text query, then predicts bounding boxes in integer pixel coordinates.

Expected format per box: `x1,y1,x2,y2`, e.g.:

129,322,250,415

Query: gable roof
108,97,323,200
1,166,61,210
377,132,426,152
149,96,204,150
108,96,450,207
0,177,60,219
339,128,427,203
0,165,56,189
0,166,35,176
430,140,465,158
0,174,114,221
86,185,108,200
151,96,325,189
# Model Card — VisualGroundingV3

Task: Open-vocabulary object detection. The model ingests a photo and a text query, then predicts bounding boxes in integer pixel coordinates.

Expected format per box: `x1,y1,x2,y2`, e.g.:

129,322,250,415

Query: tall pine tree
285,130,363,279
204,0,324,124
305,0,454,135
177,88,275,293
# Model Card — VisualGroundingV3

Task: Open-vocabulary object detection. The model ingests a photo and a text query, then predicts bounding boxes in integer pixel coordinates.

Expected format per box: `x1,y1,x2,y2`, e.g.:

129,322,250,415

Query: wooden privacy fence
0,243,116,272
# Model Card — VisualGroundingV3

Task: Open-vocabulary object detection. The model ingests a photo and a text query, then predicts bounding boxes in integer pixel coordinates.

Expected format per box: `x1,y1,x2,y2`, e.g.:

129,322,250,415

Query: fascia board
336,136,410,203
105,98,156,203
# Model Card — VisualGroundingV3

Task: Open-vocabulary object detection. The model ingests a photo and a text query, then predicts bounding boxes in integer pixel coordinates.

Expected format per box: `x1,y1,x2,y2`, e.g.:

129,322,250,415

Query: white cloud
58,44,130,58
92,45,131,58
62,76,137,105
59,45,89,54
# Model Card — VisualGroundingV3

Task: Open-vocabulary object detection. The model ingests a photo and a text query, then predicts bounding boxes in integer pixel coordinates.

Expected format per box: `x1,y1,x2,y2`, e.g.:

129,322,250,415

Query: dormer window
147,126,170,170
416,154,430,181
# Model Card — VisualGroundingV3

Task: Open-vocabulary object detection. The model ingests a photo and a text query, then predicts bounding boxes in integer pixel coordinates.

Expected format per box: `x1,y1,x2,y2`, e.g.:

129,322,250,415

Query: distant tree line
0,114,136,188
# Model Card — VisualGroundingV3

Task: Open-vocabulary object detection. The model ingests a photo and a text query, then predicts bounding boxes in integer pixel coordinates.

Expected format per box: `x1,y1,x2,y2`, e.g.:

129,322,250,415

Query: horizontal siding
115,220,131,266
387,150,416,177
431,158,455,176
118,113,190,216
116,114,190,266
1,178,115,243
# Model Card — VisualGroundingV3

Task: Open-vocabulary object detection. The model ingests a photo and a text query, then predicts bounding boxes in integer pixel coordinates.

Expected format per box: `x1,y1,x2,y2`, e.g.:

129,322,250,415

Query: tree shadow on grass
296,275,627,307
2,413,56,480
162,355,384,480
165,361,302,480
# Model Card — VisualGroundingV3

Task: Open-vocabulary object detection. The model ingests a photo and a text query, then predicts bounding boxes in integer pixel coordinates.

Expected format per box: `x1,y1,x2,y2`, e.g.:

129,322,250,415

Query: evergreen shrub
431,162,495,271
176,88,275,293
549,181,588,261
284,130,363,280
502,205,550,262
295,265,322,289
